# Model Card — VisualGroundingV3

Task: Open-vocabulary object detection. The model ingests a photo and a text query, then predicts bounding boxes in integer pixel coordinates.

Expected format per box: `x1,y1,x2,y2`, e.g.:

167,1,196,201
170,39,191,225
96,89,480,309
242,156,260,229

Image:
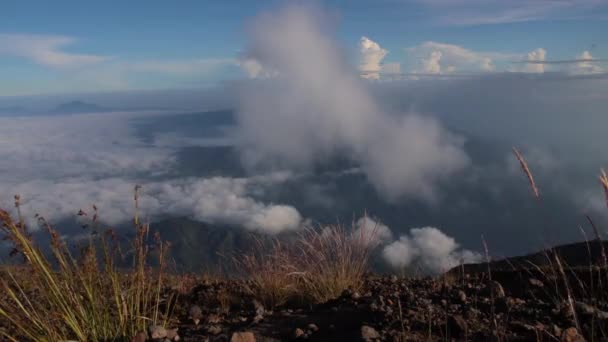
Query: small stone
552,325,563,338
456,290,467,303
307,324,319,332
252,299,265,316
352,291,362,300
231,331,256,342
166,328,179,341
361,325,380,340
253,314,264,324
489,281,505,298
207,325,222,335
207,313,221,324
132,331,147,342
448,315,467,338
561,327,585,342
189,305,203,325
149,325,167,339
293,328,305,338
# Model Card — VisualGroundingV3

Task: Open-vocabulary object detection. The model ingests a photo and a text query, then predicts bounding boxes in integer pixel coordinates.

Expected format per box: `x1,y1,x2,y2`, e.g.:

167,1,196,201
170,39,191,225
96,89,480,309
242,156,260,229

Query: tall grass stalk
0,186,175,341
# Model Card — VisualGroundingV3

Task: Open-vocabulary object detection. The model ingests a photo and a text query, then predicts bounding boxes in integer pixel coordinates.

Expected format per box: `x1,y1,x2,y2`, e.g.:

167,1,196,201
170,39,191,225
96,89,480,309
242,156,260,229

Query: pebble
293,328,305,339
361,325,380,340
231,331,256,342
149,325,167,339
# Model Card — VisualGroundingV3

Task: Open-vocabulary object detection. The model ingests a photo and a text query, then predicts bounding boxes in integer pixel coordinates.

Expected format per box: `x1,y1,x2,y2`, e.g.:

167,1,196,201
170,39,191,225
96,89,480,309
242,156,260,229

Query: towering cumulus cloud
236,5,469,201
359,36,388,80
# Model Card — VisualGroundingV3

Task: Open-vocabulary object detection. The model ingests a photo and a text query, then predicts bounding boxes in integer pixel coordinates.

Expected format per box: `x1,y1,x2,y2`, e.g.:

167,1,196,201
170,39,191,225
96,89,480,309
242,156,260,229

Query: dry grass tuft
294,224,376,303
235,237,298,309
235,221,379,307
0,186,176,341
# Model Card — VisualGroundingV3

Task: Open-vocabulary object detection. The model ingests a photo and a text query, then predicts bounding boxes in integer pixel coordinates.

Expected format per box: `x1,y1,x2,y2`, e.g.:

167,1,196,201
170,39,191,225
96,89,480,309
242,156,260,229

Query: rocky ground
156,270,608,342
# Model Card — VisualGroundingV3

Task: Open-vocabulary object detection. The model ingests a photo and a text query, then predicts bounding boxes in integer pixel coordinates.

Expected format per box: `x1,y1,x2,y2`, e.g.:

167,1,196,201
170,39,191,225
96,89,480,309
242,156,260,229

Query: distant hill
50,101,112,114
451,239,608,275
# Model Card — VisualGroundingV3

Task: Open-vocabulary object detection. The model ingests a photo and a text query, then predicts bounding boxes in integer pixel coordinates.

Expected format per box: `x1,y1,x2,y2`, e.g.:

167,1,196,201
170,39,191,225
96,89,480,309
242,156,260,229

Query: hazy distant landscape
2,81,607,272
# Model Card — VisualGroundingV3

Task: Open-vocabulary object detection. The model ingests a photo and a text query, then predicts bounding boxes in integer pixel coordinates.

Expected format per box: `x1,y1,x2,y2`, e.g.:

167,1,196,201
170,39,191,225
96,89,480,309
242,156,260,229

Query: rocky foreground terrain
151,268,608,342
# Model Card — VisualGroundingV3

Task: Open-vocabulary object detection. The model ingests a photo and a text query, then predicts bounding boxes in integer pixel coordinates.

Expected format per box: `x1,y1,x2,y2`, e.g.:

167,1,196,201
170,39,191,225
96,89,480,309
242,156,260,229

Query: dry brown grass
0,186,176,341
293,224,376,303
511,146,608,339
235,222,379,308
235,237,299,309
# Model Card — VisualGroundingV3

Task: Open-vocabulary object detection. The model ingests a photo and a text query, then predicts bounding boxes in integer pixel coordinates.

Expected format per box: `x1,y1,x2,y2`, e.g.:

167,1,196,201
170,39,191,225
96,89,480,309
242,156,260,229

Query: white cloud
0,112,175,183
0,33,236,93
407,41,512,74
574,50,603,75
525,48,547,73
423,51,443,74
4,176,302,234
382,235,416,268
0,111,302,235
236,5,469,202
414,0,605,25
353,216,394,246
359,36,388,80
0,34,109,68
382,227,482,274
238,58,278,79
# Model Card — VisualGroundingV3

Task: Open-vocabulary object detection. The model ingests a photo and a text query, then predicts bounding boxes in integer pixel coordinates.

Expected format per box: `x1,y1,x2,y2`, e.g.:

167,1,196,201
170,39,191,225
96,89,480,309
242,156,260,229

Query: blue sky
1,0,607,96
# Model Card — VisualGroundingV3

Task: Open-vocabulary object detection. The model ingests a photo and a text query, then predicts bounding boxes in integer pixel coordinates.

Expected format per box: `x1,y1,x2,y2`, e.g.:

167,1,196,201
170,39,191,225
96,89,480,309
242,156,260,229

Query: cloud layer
235,5,469,202
0,111,302,234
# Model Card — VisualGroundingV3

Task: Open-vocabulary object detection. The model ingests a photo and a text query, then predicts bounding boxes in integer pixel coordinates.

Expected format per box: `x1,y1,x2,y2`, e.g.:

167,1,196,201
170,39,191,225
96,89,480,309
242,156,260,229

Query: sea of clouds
2,4,608,274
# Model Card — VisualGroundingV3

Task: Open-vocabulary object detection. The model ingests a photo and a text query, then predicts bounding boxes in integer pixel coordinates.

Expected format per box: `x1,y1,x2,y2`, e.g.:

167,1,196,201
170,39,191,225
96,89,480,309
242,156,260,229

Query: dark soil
170,269,608,341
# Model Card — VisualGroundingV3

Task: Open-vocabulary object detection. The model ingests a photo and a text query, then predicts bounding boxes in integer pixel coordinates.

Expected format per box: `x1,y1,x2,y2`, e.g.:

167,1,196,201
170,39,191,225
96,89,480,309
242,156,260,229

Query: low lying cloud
0,111,302,235
382,226,482,274
6,177,302,234
349,215,481,275
236,5,469,202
